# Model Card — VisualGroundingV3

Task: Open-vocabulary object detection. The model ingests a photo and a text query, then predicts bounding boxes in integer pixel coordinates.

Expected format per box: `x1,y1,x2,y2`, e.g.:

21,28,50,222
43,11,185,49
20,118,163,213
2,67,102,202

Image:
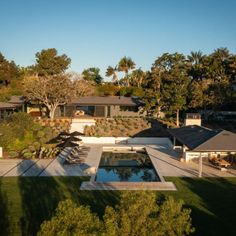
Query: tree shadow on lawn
164,177,236,236
57,177,120,218
0,179,10,236
18,172,119,235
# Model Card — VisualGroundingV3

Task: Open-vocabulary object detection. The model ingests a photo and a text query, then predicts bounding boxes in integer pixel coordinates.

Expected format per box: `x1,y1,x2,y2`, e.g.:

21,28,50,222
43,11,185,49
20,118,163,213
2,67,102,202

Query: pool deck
0,144,235,183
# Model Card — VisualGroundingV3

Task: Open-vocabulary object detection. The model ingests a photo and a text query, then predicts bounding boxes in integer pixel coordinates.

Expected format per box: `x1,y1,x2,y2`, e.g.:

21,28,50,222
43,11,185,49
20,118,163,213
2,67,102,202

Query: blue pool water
95,151,160,182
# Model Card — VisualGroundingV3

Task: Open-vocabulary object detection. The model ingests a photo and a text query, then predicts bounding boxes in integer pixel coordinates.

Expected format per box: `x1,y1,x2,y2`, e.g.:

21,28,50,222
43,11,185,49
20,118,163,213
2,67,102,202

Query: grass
0,177,236,236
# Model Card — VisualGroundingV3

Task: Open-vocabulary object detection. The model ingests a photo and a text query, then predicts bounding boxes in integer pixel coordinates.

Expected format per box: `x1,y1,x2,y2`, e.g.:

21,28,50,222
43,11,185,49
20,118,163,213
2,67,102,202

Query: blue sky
0,0,236,79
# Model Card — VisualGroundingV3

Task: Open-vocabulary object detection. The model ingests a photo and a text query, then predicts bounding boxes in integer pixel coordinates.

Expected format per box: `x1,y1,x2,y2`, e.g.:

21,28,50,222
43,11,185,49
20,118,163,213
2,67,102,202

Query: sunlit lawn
0,177,236,236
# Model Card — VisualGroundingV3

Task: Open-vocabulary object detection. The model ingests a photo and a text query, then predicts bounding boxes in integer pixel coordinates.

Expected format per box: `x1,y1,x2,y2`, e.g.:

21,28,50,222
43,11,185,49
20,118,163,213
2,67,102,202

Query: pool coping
81,145,176,191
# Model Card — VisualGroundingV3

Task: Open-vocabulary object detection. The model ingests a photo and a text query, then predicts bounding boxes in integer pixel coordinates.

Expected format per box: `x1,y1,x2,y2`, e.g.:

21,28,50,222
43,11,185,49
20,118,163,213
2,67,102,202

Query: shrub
23,152,33,159
8,151,19,158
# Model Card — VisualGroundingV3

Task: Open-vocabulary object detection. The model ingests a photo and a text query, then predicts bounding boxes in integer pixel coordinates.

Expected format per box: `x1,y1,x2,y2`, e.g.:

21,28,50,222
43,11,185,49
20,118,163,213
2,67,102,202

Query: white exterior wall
184,151,208,162
184,119,201,126
80,137,172,147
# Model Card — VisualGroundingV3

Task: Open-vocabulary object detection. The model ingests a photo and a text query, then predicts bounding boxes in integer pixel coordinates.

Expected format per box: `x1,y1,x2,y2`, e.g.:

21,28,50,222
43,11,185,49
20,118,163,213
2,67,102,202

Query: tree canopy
35,48,71,76
0,52,19,86
38,191,194,236
82,67,103,84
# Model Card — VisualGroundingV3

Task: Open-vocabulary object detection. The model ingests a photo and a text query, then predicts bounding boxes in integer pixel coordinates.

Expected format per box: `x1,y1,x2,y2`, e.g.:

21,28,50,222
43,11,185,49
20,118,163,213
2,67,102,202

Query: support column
173,137,176,147
63,105,66,117
198,153,202,178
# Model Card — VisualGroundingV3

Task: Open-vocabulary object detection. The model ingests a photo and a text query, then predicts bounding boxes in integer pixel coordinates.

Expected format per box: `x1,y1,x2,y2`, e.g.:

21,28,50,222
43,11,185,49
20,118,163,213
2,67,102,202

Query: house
169,113,236,162
0,96,25,120
63,96,145,118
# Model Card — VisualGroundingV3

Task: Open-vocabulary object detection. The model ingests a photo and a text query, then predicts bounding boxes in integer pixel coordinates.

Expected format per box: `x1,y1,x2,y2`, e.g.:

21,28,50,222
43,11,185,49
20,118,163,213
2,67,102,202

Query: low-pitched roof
8,96,25,104
69,96,143,106
169,125,236,151
0,102,19,110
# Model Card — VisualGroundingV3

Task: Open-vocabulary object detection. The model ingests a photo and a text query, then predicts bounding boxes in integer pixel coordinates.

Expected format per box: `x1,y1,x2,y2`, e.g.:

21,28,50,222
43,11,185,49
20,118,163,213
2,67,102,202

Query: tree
130,68,146,88
38,199,102,236
187,51,205,81
106,66,119,85
23,75,74,119
0,52,19,86
118,57,135,86
156,53,190,126
35,48,71,76
82,67,103,84
38,192,194,236
68,72,95,97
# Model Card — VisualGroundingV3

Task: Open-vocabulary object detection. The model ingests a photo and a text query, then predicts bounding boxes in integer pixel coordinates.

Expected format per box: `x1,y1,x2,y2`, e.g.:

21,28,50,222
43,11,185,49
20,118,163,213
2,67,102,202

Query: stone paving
146,145,236,177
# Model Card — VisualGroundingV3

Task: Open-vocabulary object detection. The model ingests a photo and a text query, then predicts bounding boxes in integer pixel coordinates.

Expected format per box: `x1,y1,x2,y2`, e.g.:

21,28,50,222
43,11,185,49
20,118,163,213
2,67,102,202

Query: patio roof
69,96,143,106
168,125,236,152
0,102,20,110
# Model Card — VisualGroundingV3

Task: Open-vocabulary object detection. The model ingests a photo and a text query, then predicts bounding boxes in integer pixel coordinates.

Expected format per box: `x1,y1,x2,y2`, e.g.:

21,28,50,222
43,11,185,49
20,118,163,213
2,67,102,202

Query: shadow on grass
17,160,119,235
164,177,236,236
0,180,10,236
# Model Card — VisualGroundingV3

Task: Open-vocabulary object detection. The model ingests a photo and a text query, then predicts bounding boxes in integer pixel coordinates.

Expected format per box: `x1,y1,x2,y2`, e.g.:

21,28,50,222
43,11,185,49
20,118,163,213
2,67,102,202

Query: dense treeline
0,48,235,122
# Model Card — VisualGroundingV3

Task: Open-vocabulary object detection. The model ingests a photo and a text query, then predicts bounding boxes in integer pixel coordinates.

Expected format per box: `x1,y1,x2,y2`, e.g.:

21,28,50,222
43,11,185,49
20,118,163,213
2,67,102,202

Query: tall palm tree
130,68,146,88
187,51,205,81
213,47,230,61
106,66,119,85
187,51,204,65
118,57,135,86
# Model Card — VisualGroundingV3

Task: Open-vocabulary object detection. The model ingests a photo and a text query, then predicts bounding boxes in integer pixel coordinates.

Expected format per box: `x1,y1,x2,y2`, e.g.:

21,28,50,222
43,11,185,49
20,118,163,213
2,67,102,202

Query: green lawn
0,177,236,236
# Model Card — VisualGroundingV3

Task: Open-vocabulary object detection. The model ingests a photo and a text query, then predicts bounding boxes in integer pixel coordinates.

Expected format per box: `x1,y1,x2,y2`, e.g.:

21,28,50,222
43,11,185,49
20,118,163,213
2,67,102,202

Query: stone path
4,160,38,177
0,159,22,176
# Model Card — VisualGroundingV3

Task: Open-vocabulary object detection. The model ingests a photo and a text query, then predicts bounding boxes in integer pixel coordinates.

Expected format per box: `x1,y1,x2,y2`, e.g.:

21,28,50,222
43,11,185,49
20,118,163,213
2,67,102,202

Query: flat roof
169,125,236,152
69,96,143,106
0,102,20,110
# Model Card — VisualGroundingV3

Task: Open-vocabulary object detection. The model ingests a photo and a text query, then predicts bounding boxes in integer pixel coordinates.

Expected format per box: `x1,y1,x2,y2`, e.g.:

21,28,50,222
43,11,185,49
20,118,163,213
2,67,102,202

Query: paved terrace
0,144,236,179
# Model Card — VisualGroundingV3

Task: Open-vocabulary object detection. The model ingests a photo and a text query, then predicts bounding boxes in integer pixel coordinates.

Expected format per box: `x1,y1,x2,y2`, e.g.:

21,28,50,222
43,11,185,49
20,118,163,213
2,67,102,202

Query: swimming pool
95,151,160,182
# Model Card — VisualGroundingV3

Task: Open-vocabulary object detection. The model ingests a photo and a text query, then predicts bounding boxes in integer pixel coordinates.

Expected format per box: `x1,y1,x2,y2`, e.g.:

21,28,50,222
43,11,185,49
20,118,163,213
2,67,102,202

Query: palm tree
212,47,230,61
187,51,204,65
106,66,119,85
118,57,135,86
187,51,205,81
130,68,146,88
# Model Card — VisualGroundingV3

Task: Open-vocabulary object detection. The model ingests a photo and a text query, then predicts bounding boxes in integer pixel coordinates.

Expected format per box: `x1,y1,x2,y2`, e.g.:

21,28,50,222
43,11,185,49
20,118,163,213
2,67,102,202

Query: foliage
118,57,136,86
38,199,102,236
0,113,61,157
0,52,19,86
97,83,120,96
82,67,103,84
23,75,75,119
68,72,96,97
84,118,168,137
38,192,194,236
106,66,119,84
34,48,71,76
104,191,194,236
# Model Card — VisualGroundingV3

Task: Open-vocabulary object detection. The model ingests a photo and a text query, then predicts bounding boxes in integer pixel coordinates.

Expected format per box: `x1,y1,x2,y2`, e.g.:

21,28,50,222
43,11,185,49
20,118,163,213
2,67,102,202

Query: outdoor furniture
65,154,85,164
209,157,231,168
74,146,90,152
216,159,231,168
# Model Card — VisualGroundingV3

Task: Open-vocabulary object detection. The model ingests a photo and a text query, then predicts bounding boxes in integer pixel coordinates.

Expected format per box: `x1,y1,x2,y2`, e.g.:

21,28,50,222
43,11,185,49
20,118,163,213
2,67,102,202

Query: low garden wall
81,137,173,147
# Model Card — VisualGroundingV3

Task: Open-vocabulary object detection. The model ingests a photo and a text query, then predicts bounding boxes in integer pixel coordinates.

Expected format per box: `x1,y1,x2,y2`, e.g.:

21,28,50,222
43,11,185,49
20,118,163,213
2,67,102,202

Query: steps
70,118,96,133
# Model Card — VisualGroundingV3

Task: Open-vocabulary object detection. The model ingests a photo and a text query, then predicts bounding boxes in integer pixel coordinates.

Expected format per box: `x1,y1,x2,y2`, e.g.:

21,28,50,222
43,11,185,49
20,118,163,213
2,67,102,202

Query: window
119,106,138,112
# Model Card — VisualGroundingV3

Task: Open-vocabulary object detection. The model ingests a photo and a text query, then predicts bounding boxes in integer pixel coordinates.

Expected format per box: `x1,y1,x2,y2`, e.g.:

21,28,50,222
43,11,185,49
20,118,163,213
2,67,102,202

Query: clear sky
0,0,236,79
